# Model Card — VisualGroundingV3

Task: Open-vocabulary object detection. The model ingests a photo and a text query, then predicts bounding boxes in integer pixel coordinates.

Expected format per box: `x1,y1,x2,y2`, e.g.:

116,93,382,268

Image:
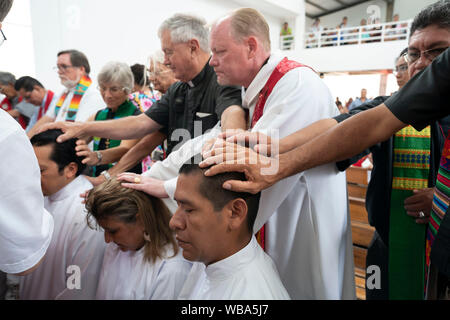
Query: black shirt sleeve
214,84,242,120
384,48,450,131
144,84,175,128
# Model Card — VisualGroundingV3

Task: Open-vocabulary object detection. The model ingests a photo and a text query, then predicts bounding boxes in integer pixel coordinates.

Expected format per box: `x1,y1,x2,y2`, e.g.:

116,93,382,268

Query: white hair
158,13,210,52
150,49,165,65
97,61,134,94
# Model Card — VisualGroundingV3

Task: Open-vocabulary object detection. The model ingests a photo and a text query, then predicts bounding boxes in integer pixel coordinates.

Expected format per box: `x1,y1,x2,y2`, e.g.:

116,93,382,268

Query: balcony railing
304,20,412,49
280,35,295,51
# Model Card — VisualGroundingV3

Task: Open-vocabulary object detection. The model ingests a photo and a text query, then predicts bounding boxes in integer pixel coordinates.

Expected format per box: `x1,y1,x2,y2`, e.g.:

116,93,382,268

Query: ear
247,36,258,59
189,38,201,54
64,162,78,179
225,198,248,232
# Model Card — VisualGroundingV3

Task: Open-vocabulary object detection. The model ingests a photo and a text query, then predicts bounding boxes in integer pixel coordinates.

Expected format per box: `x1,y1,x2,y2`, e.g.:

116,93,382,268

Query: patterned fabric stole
426,137,450,286
388,125,431,299
252,57,312,250
54,75,92,121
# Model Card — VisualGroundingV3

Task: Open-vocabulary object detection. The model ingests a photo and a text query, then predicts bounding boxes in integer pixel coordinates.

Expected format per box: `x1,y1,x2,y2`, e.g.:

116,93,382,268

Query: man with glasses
27,49,104,138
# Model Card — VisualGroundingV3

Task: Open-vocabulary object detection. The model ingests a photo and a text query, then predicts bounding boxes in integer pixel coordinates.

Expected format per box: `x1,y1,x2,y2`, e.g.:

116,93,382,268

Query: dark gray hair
158,13,209,52
410,0,450,36
0,0,13,22
97,61,134,94
57,49,91,75
0,71,15,85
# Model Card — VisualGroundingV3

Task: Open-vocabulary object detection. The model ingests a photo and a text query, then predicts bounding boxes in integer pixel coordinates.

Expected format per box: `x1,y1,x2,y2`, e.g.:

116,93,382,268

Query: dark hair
0,0,13,22
14,76,44,92
179,155,261,233
30,129,85,176
85,178,178,262
57,49,91,74
410,0,450,36
130,63,149,88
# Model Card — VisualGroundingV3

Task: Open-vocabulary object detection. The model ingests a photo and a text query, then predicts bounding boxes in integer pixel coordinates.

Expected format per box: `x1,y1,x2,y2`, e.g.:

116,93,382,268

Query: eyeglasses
393,63,408,75
53,64,77,72
97,86,126,94
148,70,171,78
0,29,6,47
405,47,449,64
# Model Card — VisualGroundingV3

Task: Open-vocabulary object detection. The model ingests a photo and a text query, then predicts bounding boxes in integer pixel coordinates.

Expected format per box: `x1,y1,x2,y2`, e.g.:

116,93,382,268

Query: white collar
242,53,285,109
47,175,87,202
204,236,258,281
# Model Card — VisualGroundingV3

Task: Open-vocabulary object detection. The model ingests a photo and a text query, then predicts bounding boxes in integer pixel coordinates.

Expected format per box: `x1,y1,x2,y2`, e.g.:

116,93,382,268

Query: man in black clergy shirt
45,13,246,177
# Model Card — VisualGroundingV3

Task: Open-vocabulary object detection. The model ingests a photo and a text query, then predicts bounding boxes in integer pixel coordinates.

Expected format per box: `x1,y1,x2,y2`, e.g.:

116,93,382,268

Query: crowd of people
0,0,450,302
306,13,409,48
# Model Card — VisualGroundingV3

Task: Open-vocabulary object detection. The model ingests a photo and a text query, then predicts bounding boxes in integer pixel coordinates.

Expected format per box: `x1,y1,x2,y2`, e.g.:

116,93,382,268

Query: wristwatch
95,151,102,165
100,170,111,180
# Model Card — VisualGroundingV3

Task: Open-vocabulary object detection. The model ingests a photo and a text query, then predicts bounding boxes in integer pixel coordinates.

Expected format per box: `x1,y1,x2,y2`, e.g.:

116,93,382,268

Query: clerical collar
187,58,211,88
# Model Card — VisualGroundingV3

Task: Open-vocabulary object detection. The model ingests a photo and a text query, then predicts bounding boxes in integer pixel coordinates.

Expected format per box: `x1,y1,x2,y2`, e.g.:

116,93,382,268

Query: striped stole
388,125,431,299
54,75,92,121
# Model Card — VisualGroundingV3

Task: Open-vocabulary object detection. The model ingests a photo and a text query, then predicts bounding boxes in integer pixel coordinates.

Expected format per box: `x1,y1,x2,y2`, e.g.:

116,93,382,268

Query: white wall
393,0,439,20
29,0,285,93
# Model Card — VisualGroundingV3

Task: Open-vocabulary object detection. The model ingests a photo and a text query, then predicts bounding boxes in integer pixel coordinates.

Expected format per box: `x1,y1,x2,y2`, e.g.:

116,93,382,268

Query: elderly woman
76,61,142,178
85,178,191,299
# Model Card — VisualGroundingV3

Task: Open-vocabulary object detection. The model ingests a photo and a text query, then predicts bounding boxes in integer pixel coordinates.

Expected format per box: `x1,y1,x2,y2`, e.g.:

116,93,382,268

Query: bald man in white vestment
19,129,105,299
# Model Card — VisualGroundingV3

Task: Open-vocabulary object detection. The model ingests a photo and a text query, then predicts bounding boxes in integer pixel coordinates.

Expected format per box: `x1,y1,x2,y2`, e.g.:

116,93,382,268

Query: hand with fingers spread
117,173,169,198
200,140,280,194
84,175,107,187
222,130,278,156
79,189,92,204
38,121,86,143
75,139,99,165
404,187,434,224
201,129,246,154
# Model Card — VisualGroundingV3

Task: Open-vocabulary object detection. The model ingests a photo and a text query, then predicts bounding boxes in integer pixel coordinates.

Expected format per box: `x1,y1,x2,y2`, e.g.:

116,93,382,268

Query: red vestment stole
38,90,55,120
251,57,314,250
0,96,28,129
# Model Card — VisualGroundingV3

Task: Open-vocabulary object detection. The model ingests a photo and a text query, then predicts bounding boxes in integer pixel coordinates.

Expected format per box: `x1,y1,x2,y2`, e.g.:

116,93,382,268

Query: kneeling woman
85,178,191,299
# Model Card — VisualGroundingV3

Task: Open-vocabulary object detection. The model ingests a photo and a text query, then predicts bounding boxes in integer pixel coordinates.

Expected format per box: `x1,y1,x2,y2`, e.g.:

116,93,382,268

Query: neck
205,233,251,266
242,51,271,88
186,51,210,82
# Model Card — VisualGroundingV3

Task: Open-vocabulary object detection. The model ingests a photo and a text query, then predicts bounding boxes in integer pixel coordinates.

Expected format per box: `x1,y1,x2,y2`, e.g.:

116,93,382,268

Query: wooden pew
346,166,375,300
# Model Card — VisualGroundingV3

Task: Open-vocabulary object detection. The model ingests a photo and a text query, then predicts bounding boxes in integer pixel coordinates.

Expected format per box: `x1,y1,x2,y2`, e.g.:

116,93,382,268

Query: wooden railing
305,20,411,49
347,166,375,300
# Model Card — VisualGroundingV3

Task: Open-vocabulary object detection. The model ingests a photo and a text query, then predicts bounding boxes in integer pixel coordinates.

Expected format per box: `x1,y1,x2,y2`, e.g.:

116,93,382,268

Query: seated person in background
172,155,290,300
85,178,192,300
20,129,105,299
0,71,36,129
74,61,142,179
15,76,56,133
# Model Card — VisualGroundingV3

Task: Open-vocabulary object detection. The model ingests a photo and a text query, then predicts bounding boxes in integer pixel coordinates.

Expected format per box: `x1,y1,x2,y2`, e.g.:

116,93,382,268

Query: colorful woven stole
252,57,313,250
92,100,137,176
388,125,431,299
54,75,92,121
425,136,450,286
38,90,54,120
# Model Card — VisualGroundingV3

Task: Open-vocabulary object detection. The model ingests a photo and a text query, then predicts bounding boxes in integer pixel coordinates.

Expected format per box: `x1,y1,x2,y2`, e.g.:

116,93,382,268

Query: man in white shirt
27,49,105,138
172,155,289,300
19,129,105,299
201,8,355,299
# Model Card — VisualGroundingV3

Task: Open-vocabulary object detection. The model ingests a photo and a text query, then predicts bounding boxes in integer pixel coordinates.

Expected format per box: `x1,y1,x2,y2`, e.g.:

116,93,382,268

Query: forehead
211,19,233,44
98,216,127,230
396,55,407,66
57,53,71,64
33,144,54,163
409,25,450,49
175,172,209,205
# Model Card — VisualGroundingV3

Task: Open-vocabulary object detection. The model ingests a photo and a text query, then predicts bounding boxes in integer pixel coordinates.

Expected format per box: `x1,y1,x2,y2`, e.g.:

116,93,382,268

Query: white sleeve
75,87,106,122
149,258,192,300
0,112,54,273
251,68,338,231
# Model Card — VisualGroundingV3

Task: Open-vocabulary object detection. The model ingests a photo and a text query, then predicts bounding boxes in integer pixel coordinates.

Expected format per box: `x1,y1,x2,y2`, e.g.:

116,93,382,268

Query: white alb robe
144,54,355,299
19,176,106,299
178,236,290,300
0,109,54,273
96,242,192,300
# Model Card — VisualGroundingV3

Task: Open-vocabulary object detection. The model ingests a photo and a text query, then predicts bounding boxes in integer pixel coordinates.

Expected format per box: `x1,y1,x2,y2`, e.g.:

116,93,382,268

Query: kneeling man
20,129,105,299
172,155,290,299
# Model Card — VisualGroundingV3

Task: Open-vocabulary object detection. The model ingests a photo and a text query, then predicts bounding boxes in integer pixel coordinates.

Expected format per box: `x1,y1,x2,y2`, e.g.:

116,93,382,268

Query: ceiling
305,0,377,19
